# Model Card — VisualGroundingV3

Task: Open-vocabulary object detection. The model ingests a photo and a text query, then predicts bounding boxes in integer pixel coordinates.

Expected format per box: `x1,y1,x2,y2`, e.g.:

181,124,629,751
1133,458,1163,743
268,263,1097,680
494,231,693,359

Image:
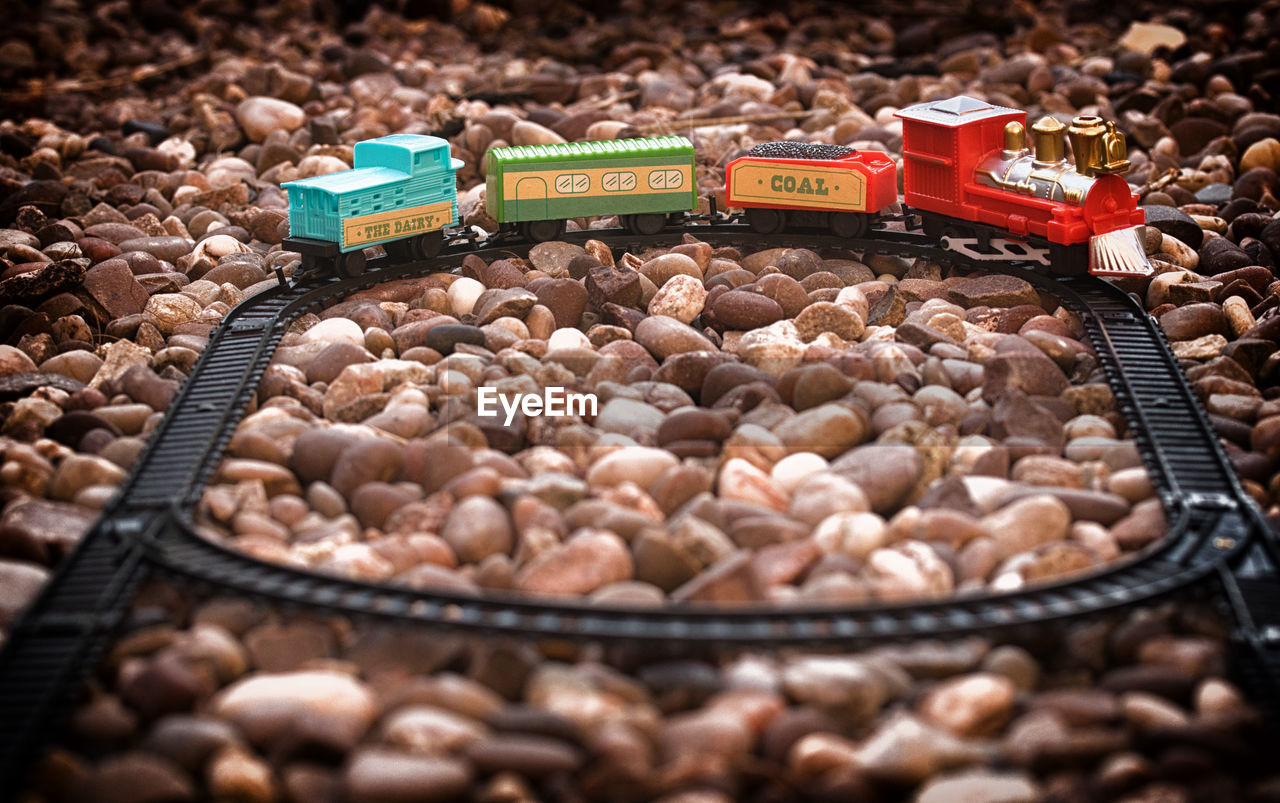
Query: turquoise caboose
283,134,463,277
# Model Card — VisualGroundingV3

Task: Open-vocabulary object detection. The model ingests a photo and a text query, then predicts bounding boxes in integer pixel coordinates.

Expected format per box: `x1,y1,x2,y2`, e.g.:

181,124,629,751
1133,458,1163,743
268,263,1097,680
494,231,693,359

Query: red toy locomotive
895,95,1149,277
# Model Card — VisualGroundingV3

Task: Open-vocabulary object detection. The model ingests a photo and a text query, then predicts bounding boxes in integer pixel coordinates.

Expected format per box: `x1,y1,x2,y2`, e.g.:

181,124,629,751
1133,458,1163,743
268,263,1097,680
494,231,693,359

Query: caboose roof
359,134,449,154
282,166,406,195
894,95,1024,127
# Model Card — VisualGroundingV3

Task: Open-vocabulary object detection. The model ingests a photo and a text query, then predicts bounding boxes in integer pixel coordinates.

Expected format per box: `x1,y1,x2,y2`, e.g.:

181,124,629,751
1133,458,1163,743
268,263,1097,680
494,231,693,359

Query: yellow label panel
729,162,867,210
343,200,453,248
503,163,692,201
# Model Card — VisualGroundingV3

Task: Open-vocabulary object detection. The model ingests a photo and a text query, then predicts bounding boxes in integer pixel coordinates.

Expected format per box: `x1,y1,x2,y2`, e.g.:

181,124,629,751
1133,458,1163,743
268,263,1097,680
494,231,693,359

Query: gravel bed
196,244,1164,605
19,586,1280,802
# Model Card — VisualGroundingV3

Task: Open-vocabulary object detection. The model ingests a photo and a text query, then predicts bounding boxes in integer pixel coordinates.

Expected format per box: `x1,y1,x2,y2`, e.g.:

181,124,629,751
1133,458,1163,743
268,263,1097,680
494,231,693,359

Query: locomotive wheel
521,219,565,242
829,212,869,238
746,208,784,234
413,231,444,260
920,213,947,239
336,249,366,278
625,213,667,235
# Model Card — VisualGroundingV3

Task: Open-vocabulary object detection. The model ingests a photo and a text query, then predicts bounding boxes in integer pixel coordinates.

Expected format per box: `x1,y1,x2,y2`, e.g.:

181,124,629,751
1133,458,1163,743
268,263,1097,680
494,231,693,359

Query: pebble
594,397,666,441
1110,498,1167,550
648,275,707,324
236,97,306,142
382,705,486,754
442,496,512,564
47,453,127,501
633,315,716,359
773,403,870,458
795,301,865,342
0,560,50,627
831,444,924,513
534,278,588,328
464,733,583,775
75,754,196,803
212,670,377,752
918,673,1017,736
712,290,784,330
980,495,1072,560
586,263,641,309
207,748,274,803
446,277,485,316
83,260,150,318
117,236,193,263
299,317,364,347
736,321,806,377
947,275,1039,308
782,655,888,723
0,345,38,376
1240,137,1280,172
344,749,472,802
515,530,633,596
641,253,701,286
144,293,203,335
865,541,953,600
914,771,1039,803
586,447,678,490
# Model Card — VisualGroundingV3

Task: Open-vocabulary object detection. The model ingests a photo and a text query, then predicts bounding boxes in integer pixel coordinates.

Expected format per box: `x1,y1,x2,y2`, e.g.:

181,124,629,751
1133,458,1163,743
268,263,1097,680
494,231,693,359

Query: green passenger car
484,136,697,240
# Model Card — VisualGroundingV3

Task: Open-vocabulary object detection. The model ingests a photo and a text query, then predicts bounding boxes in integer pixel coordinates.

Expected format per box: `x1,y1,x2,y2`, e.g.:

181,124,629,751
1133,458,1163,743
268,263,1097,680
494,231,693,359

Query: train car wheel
413,232,444,260
829,213,869,238
521,219,565,242
625,213,667,235
746,208,784,234
336,249,366,278
383,240,414,265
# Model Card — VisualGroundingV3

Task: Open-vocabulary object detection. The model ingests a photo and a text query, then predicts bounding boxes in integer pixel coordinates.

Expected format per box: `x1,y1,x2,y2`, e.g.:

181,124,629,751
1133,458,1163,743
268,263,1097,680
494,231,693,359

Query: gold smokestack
1068,115,1107,176
1031,116,1066,165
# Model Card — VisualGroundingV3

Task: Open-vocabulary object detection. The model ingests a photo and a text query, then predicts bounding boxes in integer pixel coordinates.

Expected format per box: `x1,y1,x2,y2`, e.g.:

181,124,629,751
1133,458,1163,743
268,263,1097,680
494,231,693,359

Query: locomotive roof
487,135,694,164
894,95,1024,127
282,166,406,195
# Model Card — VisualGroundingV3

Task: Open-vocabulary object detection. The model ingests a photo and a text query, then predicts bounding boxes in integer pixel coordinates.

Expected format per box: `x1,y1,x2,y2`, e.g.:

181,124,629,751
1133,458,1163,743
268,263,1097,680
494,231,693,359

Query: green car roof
487,135,693,165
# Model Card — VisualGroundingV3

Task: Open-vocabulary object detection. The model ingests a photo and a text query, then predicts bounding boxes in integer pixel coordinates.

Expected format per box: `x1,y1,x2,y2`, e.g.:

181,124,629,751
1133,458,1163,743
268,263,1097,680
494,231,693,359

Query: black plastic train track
1,220,1278,792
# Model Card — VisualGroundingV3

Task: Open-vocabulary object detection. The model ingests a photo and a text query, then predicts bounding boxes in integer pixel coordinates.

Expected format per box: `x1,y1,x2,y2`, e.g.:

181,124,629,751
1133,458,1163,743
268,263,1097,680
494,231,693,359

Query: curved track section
1,223,1275,790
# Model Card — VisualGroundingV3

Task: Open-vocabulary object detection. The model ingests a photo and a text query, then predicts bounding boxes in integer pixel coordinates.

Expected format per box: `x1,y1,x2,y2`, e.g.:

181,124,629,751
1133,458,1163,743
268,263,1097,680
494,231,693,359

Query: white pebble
236,96,306,143
770,452,828,493
299,317,365,347
194,234,251,261
547,328,591,351
447,278,485,316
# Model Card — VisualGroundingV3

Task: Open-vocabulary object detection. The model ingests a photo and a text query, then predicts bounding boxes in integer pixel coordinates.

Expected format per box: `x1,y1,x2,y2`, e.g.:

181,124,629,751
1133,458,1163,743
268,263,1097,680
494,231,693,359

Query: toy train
282,95,1152,279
